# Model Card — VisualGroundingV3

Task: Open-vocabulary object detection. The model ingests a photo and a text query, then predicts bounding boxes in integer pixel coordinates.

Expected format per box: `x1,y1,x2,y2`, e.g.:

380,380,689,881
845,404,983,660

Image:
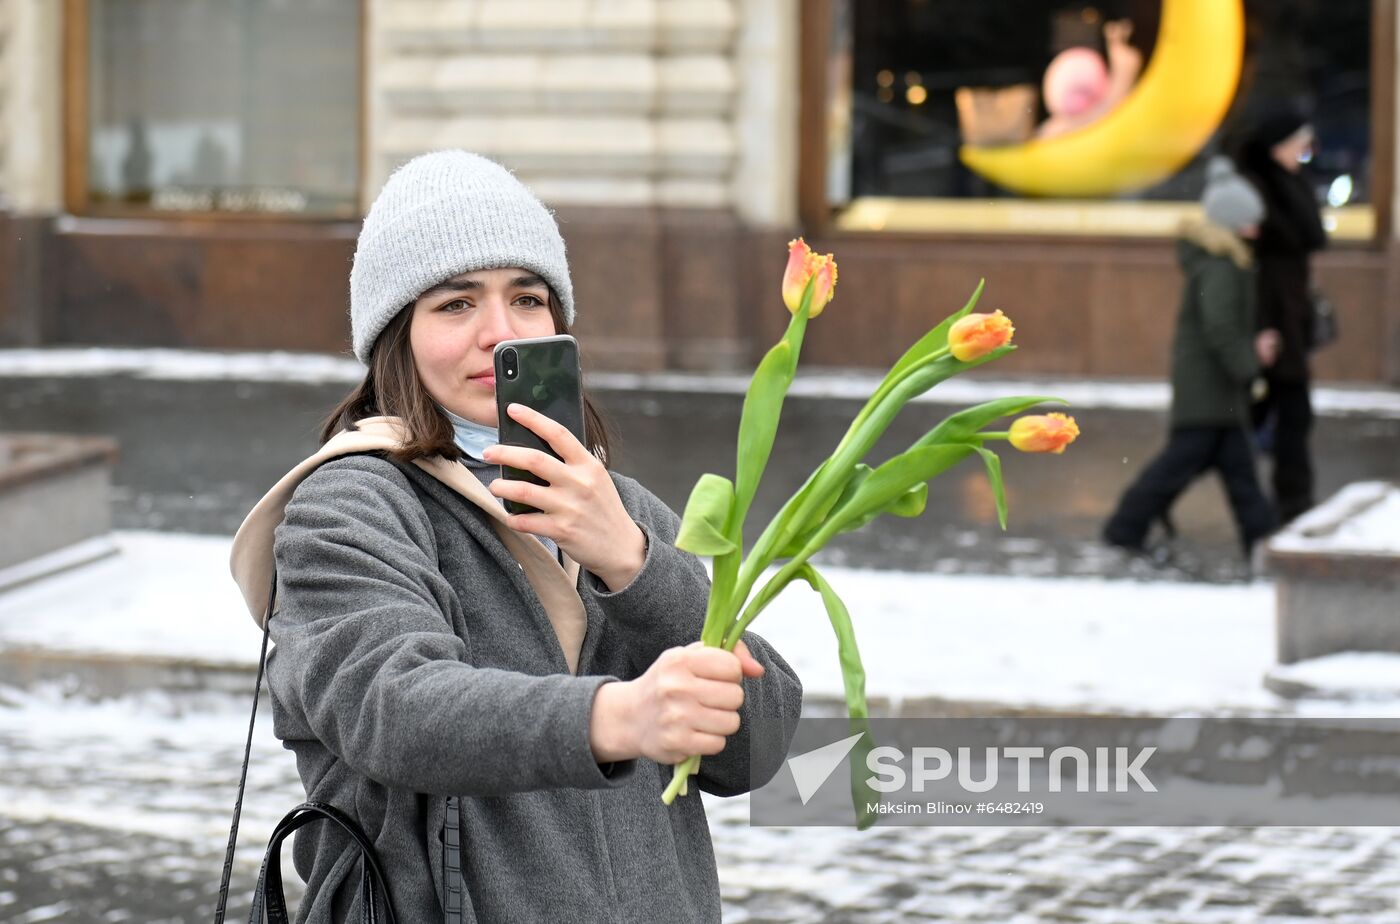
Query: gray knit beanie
349,150,574,364
1201,156,1265,232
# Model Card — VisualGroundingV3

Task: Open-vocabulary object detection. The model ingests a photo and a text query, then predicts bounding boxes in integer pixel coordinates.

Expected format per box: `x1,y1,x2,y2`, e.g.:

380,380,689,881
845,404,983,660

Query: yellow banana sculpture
959,0,1245,198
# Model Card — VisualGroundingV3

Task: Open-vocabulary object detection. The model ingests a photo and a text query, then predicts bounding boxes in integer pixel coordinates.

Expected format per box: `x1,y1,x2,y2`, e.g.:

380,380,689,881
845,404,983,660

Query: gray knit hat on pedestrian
349,150,574,364
1200,156,1265,233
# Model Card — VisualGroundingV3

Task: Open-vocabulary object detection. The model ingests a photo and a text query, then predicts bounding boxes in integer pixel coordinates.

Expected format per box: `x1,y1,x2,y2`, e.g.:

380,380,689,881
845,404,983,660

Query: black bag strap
248,801,399,924
214,571,277,924
214,571,464,923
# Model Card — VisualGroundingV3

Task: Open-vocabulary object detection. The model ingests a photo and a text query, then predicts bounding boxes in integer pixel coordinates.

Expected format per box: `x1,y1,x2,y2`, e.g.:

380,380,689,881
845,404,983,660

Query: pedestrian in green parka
1104,156,1277,560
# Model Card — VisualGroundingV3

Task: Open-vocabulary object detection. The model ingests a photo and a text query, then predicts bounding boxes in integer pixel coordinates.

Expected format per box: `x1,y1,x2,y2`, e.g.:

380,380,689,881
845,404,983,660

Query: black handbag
248,802,397,924
213,572,466,924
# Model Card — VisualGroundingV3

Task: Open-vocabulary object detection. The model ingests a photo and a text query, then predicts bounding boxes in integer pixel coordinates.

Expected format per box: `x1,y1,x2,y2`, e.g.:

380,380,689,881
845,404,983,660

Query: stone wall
0,0,62,346
0,0,62,215
357,0,801,371
365,0,797,226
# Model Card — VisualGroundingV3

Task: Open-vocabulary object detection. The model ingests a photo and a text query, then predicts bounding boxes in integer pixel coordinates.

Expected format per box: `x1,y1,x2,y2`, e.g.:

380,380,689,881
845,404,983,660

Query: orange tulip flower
1008,413,1080,454
947,310,1014,361
782,238,838,318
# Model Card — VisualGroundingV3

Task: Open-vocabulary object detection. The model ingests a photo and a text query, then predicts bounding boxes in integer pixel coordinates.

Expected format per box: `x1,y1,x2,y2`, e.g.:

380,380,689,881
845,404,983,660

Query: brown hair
320,292,614,467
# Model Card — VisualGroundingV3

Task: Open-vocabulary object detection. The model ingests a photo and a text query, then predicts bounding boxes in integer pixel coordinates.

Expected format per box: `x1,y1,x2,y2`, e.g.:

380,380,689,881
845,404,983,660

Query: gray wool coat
265,452,804,923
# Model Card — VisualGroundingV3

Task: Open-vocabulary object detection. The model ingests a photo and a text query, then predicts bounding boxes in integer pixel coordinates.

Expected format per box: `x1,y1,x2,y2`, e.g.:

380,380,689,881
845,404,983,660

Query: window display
827,0,1373,235
82,0,361,217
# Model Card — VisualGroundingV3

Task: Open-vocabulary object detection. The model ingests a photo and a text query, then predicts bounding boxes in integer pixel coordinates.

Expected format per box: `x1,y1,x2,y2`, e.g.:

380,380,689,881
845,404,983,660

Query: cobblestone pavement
1,687,1398,923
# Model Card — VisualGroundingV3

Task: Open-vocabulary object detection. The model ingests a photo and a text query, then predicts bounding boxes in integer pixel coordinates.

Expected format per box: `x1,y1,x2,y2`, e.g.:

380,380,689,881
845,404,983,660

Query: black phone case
493,335,586,515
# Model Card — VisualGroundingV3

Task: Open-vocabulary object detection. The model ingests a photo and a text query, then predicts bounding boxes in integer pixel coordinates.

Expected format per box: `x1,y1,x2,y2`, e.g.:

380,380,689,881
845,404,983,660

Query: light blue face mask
439,406,498,461
436,404,560,558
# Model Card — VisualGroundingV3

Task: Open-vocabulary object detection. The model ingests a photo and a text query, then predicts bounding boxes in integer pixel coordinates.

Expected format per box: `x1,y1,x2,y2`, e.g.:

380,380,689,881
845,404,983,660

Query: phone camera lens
502,348,518,379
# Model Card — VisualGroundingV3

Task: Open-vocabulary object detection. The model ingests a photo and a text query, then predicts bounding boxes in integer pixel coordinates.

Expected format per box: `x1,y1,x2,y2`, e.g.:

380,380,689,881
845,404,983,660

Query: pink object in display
1042,47,1109,117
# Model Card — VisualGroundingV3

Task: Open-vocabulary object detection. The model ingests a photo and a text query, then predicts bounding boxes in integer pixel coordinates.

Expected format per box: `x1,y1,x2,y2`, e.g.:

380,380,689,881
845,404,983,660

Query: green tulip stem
724,511,849,650
662,754,701,803
727,346,954,630
669,279,822,804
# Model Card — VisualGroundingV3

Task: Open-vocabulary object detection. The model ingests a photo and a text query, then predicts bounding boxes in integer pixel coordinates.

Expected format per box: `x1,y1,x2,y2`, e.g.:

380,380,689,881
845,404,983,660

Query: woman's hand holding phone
483,402,647,591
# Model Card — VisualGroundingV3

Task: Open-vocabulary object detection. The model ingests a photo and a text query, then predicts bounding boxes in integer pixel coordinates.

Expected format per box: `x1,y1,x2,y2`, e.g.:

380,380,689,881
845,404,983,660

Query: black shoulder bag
213,572,465,923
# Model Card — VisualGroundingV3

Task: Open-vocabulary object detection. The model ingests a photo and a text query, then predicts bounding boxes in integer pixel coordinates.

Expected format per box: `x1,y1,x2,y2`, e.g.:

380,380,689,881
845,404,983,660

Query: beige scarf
228,416,587,674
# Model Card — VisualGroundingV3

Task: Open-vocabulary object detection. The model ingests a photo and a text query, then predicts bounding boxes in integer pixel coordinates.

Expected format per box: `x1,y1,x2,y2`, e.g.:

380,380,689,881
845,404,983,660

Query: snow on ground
0,682,291,848
0,529,1351,715
5,683,1400,923
0,532,260,664
1270,481,1400,555
3,346,1400,418
1267,652,1400,699
5,535,1400,921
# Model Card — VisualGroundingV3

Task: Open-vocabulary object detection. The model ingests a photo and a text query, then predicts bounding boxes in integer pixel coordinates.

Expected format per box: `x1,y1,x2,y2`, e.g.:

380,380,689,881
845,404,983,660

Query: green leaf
838,444,976,530
884,279,985,385
917,395,1066,449
837,345,1014,481
774,338,1013,569
975,446,1008,530
835,481,929,536
797,564,880,829
674,473,738,556
772,447,969,560
776,464,872,557
888,481,929,518
734,297,811,518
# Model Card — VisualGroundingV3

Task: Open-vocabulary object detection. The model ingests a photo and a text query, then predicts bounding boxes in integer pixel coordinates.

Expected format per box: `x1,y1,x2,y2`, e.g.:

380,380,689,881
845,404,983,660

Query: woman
263,151,804,921
1233,104,1328,525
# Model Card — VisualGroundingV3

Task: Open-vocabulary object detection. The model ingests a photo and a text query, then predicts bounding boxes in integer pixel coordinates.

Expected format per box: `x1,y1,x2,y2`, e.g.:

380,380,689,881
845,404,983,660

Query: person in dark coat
1103,157,1277,559
1234,104,1328,524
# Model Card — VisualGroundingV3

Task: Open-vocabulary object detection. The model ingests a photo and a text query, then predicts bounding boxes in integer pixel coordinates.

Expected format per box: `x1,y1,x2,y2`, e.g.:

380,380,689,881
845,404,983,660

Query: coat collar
1178,217,1254,269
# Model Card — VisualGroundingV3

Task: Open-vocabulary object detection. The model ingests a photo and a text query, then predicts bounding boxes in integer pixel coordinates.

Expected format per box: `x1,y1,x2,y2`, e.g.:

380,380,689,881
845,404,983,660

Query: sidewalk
5,532,1400,923
3,529,1398,718
3,346,1400,418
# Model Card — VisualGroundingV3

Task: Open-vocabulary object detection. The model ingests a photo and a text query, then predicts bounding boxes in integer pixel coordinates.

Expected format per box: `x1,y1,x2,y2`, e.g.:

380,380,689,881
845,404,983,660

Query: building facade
1,0,1396,384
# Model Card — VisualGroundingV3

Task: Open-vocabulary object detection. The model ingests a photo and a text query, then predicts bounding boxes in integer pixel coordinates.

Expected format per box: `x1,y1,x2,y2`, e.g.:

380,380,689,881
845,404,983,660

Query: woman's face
409,267,557,426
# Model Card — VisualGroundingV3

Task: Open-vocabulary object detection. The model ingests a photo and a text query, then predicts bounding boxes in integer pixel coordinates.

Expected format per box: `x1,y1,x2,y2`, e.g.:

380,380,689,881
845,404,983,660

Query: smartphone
493,334,586,515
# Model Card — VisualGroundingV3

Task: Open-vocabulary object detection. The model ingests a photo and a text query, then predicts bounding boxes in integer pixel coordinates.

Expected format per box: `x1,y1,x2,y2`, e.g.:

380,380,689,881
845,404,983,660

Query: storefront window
81,0,360,217
826,0,1374,237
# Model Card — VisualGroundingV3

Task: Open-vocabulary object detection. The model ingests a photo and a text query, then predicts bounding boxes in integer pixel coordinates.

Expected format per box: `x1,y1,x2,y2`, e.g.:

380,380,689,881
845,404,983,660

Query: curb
0,647,257,700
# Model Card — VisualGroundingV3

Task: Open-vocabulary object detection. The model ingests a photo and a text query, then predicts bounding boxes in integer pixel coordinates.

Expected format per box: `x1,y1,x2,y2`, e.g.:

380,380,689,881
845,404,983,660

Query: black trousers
1253,378,1315,525
1104,426,1277,554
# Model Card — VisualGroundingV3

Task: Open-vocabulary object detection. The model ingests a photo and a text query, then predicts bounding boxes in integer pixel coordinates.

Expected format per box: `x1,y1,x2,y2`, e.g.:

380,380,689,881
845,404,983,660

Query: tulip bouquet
662,240,1079,825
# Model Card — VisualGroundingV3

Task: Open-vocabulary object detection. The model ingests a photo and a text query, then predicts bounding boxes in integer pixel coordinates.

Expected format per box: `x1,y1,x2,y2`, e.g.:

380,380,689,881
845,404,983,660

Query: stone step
0,434,118,572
